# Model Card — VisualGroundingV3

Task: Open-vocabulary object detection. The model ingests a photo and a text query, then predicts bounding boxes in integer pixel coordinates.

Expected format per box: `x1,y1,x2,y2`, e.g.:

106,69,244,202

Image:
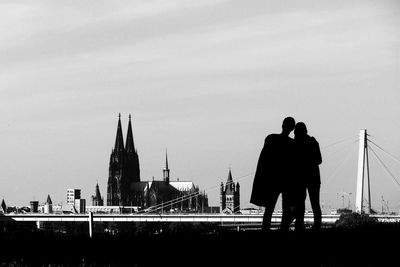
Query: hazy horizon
1,0,399,212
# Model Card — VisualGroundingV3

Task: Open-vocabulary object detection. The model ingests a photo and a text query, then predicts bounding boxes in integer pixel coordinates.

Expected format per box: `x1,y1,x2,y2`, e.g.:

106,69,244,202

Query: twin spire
114,113,136,153
126,114,136,153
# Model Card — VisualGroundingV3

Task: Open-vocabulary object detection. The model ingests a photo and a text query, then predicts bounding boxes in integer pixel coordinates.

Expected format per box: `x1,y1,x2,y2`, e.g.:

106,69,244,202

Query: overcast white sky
1,0,399,211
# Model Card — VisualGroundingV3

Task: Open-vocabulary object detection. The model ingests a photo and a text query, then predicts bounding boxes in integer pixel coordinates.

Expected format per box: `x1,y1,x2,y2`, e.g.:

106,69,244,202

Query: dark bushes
335,212,378,229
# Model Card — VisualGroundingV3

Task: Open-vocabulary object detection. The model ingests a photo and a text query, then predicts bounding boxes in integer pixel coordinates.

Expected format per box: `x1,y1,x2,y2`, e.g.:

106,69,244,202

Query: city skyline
1,1,400,211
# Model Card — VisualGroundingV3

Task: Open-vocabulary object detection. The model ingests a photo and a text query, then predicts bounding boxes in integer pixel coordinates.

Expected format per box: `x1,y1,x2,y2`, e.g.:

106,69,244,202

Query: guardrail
1,213,342,223
3,213,400,223
2,213,399,237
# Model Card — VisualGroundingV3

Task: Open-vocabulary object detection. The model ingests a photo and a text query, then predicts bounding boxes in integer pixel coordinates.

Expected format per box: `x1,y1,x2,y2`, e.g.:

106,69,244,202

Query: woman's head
294,122,308,138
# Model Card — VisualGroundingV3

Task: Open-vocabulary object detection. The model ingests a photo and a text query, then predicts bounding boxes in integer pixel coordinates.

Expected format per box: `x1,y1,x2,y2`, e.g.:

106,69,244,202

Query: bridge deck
2,213,399,223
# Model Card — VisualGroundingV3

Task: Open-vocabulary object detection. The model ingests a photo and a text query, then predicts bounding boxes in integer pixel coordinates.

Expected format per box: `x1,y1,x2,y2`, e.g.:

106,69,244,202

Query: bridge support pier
89,212,93,238
355,129,371,214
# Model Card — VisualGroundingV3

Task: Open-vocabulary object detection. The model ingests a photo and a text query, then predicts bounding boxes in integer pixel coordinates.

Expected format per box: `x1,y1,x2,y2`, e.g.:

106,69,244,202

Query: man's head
281,117,295,135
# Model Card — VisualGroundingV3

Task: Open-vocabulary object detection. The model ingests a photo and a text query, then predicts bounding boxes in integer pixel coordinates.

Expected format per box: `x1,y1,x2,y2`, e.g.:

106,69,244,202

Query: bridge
2,213,400,224
1,129,400,237
0,213,340,223
2,213,400,237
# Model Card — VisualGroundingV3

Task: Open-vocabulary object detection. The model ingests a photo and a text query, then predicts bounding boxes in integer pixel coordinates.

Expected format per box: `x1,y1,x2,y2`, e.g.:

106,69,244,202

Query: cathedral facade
107,114,140,206
106,114,208,213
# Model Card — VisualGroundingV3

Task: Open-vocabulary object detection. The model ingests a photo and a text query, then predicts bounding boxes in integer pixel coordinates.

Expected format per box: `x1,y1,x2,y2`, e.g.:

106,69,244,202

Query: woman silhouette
292,122,322,231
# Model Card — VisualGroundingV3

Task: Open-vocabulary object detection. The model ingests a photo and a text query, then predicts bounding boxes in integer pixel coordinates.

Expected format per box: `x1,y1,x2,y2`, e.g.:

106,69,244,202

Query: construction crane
337,190,352,210
381,196,389,214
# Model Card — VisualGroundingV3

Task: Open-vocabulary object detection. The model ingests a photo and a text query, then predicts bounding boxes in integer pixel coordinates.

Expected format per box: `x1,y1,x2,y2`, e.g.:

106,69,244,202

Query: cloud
0,0,399,206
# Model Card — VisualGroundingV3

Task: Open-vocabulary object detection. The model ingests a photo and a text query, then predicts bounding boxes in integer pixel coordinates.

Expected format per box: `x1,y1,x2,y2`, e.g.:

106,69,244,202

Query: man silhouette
250,117,295,232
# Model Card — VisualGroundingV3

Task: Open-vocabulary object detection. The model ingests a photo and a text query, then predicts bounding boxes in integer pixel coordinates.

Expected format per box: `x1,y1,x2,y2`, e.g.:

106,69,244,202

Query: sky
0,0,399,212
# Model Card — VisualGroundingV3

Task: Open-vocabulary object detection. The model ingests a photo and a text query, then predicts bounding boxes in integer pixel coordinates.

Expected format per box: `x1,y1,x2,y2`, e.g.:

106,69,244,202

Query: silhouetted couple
250,117,322,232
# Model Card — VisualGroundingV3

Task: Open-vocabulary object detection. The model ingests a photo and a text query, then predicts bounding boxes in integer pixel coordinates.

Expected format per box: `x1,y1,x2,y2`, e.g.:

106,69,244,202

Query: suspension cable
368,139,400,167
233,204,242,214
369,146,400,190
138,188,204,214
321,135,359,150
323,139,358,185
322,138,359,160
138,135,361,214
140,174,250,214
139,173,254,214
139,178,237,214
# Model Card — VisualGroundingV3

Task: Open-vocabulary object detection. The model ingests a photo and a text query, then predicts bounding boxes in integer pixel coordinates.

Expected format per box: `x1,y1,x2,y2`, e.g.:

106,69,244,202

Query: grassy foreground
0,213,399,266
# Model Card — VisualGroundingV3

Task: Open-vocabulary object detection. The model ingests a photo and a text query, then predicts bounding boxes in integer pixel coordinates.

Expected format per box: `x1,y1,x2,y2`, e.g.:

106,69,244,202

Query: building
30,201,39,213
1,199,6,214
66,188,86,213
74,199,86,214
220,169,240,214
67,189,81,205
107,114,140,206
105,114,208,212
86,205,125,214
91,183,104,206
44,194,53,214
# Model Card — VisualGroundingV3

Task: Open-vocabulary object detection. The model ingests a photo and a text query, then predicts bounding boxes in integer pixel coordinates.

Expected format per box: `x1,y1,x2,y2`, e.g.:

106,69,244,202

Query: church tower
125,114,140,184
107,114,141,206
220,182,226,211
220,169,240,213
163,150,170,183
107,114,127,206
92,183,104,206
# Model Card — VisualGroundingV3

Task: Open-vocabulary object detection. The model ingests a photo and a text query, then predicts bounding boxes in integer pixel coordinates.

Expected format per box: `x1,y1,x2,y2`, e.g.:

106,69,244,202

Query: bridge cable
139,135,359,214
144,135,358,213
139,174,251,214
233,204,243,214
322,139,359,186
368,146,400,191
138,189,206,214
139,173,254,214
321,135,359,150
321,137,359,161
138,189,205,214
368,139,400,167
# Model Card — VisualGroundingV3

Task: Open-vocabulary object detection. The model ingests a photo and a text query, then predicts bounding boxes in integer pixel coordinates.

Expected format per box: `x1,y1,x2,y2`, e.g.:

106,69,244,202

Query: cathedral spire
114,113,124,152
225,168,234,193
163,149,170,183
165,149,169,170
93,183,104,206
125,114,135,153
227,168,233,185
95,183,102,199
46,194,52,205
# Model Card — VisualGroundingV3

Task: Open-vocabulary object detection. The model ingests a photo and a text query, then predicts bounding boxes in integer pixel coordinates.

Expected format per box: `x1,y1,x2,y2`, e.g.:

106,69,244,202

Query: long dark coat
250,134,294,207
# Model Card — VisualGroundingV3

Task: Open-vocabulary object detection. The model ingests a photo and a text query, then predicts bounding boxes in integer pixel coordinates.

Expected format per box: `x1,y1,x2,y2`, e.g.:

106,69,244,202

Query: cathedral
106,114,140,206
105,114,208,212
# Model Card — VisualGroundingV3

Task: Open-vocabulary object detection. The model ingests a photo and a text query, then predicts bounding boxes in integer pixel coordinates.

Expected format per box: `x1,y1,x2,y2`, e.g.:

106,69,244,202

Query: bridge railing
2,213,399,223
1,213,341,223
